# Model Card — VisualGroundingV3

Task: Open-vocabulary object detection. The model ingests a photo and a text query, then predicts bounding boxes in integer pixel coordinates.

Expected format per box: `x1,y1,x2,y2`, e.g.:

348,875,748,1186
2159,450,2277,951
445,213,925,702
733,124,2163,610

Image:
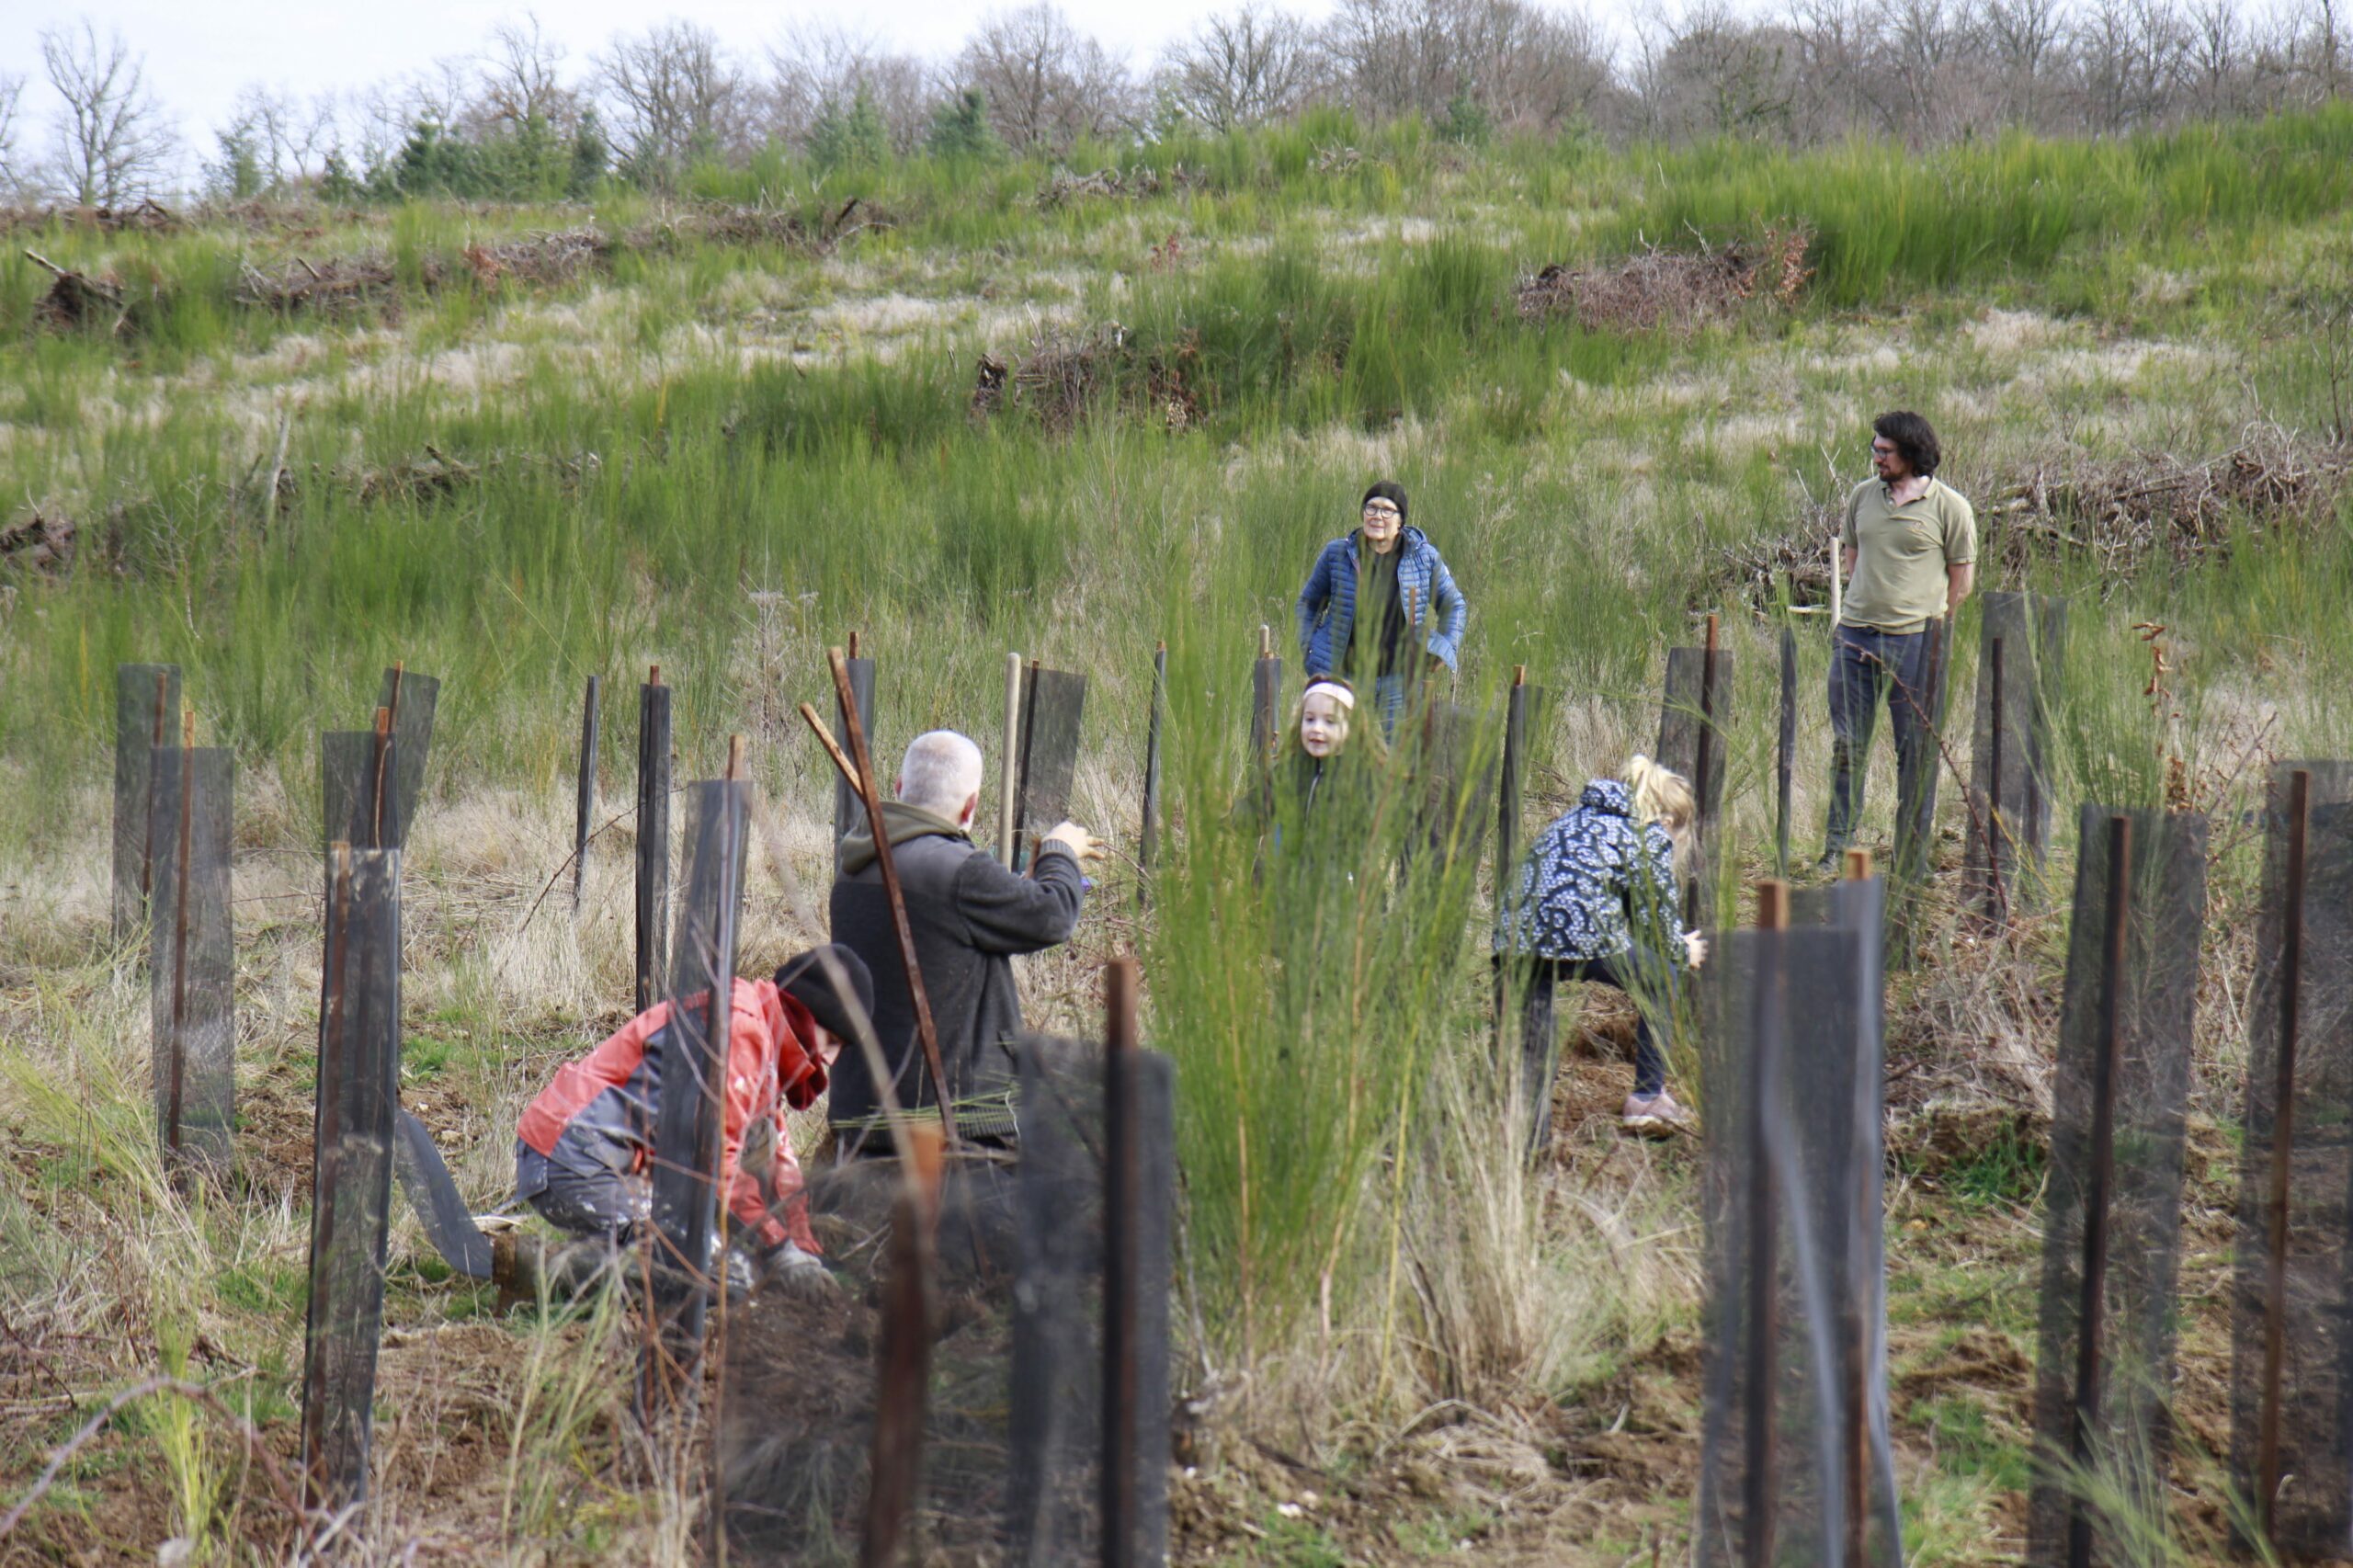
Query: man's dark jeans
1505,947,1677,1157
1824,622,1938,865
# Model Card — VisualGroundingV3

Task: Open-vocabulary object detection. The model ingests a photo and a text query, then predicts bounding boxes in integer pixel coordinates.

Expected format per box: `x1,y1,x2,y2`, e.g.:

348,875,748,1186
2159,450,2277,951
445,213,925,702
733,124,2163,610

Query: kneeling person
514,945,874,1282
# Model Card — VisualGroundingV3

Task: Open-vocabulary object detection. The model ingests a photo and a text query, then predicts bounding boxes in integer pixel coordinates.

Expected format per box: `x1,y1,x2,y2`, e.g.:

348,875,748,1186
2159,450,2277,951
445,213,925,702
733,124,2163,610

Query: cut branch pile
1711,426,2353,612
972,326,1118,432
1517,226,1813,334
1983,426,2353,576
236,253,415,317
459,229,612,287
24,250,130,332
973,321,1203,432
0,507,76,573
0,199,178,236
1035,165,1205,210
335,446,603,506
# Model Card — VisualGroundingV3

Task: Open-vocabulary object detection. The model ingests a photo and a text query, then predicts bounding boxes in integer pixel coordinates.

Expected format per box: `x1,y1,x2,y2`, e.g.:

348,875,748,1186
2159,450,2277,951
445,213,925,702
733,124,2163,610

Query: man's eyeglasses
1870,443,1899,457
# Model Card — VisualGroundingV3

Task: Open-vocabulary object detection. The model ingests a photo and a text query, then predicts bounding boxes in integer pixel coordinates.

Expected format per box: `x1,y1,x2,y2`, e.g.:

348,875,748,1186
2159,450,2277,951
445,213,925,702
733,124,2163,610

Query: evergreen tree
320,148,360,203
811,85,891,173
924,88,1002,163
569,109,609,198
1440,91,1494,146
208,127,266,199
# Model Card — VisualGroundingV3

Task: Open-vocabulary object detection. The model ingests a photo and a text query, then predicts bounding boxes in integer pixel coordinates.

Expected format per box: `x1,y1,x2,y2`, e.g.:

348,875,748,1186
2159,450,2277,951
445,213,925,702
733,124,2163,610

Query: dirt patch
1517,227,1813,335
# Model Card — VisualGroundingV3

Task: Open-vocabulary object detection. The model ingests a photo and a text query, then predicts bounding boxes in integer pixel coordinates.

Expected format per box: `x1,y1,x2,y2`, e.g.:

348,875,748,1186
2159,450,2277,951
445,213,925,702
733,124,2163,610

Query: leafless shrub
1515,225,1813,333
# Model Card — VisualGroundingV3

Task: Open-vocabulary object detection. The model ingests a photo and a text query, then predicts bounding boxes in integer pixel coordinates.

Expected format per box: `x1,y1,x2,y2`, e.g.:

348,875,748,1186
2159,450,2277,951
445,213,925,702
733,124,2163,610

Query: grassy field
4,104,2352,1561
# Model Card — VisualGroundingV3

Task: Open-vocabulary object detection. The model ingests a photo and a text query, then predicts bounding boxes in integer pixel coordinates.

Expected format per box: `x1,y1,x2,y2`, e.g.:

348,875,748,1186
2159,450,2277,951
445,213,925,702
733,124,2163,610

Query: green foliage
809,86,892,175
1439,91,1493,147
925,88,1003,164
207,128,265,200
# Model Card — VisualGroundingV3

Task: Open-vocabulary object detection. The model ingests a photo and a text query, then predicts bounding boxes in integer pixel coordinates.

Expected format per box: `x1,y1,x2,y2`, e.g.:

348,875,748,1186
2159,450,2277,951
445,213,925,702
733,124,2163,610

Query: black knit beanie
1360,480,1408,525
775,945,876,1041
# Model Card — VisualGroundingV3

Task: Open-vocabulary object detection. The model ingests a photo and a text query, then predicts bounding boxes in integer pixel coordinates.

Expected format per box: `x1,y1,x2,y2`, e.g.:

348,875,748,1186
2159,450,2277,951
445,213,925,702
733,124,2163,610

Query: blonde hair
1625,753,1695,838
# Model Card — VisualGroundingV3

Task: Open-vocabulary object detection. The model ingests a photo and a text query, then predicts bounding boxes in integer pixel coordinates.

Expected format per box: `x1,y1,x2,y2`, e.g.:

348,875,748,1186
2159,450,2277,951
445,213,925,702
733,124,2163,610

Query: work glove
758,1239,835,1292
1040,821,1106,869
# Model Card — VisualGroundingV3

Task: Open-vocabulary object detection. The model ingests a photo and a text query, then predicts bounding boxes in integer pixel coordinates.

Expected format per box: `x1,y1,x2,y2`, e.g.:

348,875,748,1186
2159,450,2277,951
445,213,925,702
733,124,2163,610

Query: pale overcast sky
0,1,1339,172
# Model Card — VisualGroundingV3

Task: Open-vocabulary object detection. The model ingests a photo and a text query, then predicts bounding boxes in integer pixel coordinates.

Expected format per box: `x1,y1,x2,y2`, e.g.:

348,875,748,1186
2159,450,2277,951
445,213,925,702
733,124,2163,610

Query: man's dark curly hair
1872,411,1941,478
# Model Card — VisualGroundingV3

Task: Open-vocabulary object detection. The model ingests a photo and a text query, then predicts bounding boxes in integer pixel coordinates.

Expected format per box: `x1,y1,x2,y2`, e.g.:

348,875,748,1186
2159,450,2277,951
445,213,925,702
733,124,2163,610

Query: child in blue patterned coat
1498,756,1707,1147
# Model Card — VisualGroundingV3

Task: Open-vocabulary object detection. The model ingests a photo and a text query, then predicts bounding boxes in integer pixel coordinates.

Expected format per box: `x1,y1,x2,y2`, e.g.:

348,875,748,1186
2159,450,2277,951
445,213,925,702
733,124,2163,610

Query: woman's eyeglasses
1362,502,1401,516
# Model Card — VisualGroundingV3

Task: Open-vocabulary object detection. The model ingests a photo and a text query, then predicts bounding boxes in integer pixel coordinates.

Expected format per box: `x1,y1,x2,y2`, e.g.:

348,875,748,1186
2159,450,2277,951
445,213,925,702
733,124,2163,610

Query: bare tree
1984,0,2071,123
2075,0,2191,128
1323,0,1617,130
222,85,340,189
1634,0,1801,139
952,5,1136,153
39,21,177,207
477,15,577,132
2302,0,2347,97
767,24,938,153
597,20,752,180
0,74,26,199
1159,5,1328,131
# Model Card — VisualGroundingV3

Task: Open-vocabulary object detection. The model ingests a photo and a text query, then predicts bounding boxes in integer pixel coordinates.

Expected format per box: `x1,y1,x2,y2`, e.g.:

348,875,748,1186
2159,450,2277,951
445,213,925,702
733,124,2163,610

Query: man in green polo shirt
1819,410,1976,872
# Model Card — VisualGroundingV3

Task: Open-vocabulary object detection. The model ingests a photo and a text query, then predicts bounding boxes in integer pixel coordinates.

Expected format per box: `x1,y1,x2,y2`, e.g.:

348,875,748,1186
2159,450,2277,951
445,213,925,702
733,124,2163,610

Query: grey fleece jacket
827,801,1086,1146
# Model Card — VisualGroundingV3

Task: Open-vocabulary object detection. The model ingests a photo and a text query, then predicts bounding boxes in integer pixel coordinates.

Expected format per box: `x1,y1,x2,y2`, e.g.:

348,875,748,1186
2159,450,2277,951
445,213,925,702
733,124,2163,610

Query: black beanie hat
775,945,875,1042
1360,480,1408,525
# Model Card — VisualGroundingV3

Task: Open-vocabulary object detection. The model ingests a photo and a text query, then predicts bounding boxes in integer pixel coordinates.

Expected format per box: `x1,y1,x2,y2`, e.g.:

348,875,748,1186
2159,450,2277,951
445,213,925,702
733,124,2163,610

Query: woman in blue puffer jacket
1498,756,1707,1152
1295,480,1467,735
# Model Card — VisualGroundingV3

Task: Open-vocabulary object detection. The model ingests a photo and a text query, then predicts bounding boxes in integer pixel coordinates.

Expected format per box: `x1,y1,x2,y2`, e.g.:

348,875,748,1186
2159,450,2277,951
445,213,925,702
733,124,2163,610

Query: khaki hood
838,800,970,876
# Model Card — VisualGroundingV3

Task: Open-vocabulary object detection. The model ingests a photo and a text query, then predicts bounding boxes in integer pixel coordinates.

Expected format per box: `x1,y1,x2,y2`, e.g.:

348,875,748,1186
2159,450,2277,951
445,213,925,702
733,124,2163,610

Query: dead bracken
1516,226,1814,335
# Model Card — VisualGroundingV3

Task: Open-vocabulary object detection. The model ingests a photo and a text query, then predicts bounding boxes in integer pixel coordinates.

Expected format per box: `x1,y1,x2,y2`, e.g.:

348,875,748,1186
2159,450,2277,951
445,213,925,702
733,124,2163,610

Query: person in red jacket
513,945,873,1283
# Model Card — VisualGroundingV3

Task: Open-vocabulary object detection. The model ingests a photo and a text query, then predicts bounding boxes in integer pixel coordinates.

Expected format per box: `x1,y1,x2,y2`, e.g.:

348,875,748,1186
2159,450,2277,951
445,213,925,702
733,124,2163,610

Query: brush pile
1035,165,1206,210
1714,426,2353,611
973,325,1122,432
0,199,178,236
1517,227,1813,334
0,507,75,573
972,323,1203,433
458,228,611,286
1984,425,2353,576
237,252,414,317
24,250,130,332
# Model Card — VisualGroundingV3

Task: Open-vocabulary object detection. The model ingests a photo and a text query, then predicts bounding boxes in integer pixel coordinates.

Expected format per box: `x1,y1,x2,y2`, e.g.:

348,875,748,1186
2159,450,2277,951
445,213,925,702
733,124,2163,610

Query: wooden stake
831,648,958,1147
798,703,863,796
1000,653,1024,869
